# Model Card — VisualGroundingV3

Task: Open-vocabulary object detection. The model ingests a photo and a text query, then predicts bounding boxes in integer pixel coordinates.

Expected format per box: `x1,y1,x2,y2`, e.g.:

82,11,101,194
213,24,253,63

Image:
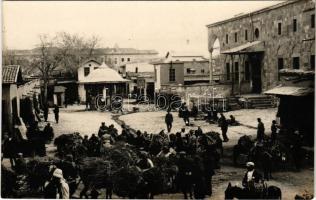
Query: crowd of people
50,120,222,199
2,100,307,199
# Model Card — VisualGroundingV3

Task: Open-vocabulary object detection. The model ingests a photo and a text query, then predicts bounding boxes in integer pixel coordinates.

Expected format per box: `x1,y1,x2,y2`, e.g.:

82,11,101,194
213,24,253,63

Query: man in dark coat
183,106,190,126
242,162,262,188
257,118,265,142
53,105,59,124
270,120,278,143
98,122,108,138
191,102,198,119
165,110,173,133
43,103,49,122
177,152,193,199
43,123,54,141
219,113,229,142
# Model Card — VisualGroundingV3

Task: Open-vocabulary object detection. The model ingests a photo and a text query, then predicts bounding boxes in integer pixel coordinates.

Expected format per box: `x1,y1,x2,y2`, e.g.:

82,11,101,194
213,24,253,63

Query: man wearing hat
44,168,70,199
242,162,262,188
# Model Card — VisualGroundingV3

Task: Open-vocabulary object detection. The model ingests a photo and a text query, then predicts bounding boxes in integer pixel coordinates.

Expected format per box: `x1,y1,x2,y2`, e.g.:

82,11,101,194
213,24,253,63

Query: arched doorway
210,38,221,82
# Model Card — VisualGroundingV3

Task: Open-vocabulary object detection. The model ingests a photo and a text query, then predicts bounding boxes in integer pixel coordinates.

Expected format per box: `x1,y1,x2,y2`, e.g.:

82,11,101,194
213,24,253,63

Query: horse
225,182,281,199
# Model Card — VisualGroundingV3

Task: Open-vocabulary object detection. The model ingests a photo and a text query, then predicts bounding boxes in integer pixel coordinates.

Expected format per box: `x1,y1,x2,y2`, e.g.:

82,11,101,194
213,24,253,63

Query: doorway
250,54,262,93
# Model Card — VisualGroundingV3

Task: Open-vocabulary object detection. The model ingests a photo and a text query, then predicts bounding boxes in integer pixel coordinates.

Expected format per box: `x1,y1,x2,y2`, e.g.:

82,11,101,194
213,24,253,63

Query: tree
31,32,101,105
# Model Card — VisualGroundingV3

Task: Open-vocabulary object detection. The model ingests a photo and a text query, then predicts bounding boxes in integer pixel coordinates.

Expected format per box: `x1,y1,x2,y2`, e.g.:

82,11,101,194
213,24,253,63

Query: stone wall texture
207,0,315,94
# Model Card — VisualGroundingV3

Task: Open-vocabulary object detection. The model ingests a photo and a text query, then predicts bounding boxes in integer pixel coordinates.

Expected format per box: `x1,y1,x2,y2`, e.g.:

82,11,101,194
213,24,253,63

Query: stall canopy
80,62,129,84
264,86,314,96
221,41,264,54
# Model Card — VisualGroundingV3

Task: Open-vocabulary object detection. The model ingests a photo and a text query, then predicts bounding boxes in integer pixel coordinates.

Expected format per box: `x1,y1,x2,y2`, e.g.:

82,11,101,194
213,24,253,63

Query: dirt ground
3,104,313,199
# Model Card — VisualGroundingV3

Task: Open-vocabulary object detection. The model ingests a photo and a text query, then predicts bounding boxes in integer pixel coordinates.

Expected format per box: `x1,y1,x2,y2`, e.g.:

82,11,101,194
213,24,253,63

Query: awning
264,86,314,96
221,41,264,54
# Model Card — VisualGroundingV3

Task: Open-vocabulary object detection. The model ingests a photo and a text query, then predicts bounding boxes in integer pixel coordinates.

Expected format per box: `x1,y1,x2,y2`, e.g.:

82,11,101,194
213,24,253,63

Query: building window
89,64,92,66
127,58,130,62
245,30,248,41
311,55,315,69
234,62,239,81
169,68,176,82
226,34,228,44
114,58,117,64
278,22,282,35
245,61,250,81
293,57,300,69
187,68,191,74
84,67,90,76
278,58,284,80
121,58,125,62
135,67,138,73
293,19,297,32
201,69,205,73
311,14,315,28
234,33,238,42
254,28,259,39
226,63,230,80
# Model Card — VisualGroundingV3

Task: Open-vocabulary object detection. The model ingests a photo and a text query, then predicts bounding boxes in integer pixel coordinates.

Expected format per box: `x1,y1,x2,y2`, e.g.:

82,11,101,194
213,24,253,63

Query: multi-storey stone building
207,0,315,96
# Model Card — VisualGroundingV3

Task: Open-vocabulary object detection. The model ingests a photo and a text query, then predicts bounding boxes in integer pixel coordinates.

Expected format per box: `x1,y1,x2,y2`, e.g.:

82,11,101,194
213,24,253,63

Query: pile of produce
54,133,86,158
112,166,143,198
77,157,112,189
102,142,139,168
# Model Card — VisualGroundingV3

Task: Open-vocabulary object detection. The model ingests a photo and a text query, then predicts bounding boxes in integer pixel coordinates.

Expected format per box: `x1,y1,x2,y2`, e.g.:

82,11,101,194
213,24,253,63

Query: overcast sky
3,1,281,56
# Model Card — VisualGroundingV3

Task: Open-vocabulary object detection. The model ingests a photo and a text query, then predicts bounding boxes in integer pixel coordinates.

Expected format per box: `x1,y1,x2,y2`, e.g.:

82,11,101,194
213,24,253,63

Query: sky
3,1,282,56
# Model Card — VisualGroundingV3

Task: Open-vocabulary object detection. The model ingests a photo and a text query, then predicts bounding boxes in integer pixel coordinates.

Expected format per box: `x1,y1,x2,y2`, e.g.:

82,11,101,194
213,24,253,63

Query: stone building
102,47,159,70
153,52,210,92
207,0,315,96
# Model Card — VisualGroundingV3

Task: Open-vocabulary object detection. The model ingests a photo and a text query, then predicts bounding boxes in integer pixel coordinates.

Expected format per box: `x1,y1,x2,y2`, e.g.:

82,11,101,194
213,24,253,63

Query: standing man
165,110,173,133
44,168,70,199
53,105,59,124
43,103,49,122
270,120,278,143
242,162,262,189
183,106,190,126
43,123,54,141
191,102,198,120
219,113,229,142
257,118,265,142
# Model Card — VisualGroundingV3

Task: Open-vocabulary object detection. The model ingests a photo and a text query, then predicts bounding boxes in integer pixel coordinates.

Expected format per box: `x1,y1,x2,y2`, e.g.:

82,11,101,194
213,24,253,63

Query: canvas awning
221,41,264,54
264,86,314,96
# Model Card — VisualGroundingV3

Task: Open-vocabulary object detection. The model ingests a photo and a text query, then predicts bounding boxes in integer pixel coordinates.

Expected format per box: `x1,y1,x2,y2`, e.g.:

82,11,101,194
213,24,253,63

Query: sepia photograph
1,0,315,199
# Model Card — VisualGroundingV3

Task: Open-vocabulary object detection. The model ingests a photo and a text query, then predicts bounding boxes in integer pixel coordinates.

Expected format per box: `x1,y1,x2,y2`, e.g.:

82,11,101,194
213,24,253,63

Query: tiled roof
2,65,21,84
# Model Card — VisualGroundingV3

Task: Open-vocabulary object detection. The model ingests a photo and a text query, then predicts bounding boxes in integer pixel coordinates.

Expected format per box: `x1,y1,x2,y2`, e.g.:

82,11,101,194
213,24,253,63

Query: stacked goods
152,156,178,193
102,143,139,168
54,133,86,158
205,131,222,145
112,166,143,198
77,157,111,189
205,131,223,155
237,135,254,151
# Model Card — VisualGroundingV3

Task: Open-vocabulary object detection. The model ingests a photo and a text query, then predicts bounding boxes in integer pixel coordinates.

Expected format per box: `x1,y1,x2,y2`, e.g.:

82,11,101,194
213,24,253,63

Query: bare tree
31,32,101,104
